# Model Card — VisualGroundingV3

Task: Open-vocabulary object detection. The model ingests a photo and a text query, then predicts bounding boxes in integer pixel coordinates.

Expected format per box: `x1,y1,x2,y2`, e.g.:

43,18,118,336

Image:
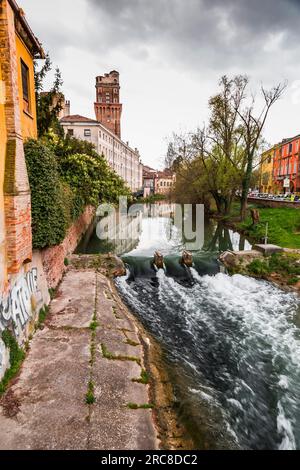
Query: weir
122,252,220,280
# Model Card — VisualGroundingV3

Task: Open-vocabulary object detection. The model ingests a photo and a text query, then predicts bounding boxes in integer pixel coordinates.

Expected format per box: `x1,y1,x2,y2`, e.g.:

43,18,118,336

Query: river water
77,204,300,450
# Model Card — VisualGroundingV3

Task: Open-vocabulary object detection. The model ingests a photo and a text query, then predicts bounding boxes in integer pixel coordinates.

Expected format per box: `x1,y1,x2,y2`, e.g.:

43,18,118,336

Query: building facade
94,70,122,139
60,114,143,192
154,170,176,195
272,135,300,193
142,165,156,197
0,0,44,290
260,146,276,193
142,166,176,197
0,0,50,378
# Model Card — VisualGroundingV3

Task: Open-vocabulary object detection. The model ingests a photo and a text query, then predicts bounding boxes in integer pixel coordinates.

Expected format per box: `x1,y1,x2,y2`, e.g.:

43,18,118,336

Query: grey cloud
20,0,300,167
85,0,300,75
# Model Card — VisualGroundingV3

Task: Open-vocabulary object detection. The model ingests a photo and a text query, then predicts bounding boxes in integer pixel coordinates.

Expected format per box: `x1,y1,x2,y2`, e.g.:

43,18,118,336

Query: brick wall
41,206,95,289
0,0,32,275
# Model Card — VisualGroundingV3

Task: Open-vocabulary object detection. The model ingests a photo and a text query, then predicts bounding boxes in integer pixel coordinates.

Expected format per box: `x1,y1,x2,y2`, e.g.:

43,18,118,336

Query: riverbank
0,254,193,450
211,203,300,291
220,248,300,293
212,203,300,249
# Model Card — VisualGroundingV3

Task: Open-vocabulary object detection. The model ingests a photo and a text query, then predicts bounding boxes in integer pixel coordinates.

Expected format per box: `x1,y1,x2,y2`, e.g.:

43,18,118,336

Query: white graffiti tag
0,268,39,336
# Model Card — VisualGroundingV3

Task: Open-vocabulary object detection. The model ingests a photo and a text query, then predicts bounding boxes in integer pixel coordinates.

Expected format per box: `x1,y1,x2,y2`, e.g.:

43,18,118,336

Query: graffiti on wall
0,268,40,337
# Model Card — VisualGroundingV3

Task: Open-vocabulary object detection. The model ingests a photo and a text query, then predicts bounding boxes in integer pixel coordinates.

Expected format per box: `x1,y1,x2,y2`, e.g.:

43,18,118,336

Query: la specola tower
94,70,122,139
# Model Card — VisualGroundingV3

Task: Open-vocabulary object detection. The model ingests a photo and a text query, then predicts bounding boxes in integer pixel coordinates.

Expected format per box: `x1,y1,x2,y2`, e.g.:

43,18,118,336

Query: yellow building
0,66,7,294
0,0,44,291
260,146,276,194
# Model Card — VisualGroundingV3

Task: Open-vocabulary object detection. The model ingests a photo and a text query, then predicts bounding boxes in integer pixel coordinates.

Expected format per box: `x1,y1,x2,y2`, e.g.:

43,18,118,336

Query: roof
143,165,156,174
60,114,99,124
9,0,45,58
280,134,300,144
156,170,175,179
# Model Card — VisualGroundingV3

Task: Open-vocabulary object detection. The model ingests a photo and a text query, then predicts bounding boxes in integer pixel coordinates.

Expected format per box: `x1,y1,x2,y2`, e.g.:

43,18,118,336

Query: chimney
64,100,71,116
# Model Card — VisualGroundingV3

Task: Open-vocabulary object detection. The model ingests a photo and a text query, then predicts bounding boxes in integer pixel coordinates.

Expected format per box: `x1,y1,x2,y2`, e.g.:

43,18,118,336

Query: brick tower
94,70,122,138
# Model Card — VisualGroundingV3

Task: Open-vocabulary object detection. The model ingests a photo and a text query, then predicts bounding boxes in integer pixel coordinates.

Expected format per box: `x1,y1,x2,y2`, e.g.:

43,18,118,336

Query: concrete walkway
0,266,157,450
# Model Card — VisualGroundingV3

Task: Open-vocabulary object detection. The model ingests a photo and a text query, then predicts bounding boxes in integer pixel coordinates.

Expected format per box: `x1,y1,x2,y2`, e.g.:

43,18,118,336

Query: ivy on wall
25,136,131,249
25,139,68,248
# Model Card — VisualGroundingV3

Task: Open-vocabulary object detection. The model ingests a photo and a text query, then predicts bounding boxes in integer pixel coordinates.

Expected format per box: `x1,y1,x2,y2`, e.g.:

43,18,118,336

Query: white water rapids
116,268,300,450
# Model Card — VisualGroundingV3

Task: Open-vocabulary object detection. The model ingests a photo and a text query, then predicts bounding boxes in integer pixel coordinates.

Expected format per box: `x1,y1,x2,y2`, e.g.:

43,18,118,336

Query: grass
86,309,98,404
37,305,50,329
132,369,150,385
0,331,26,396
238,206,300,249
126,402,155,410
85,380,96,405
48,288,56,300
101,343,141,366
247,252,300,283
89,320,99,331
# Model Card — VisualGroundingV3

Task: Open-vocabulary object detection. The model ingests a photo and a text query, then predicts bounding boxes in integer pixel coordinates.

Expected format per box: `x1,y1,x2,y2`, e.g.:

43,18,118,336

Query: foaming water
116,268,300,449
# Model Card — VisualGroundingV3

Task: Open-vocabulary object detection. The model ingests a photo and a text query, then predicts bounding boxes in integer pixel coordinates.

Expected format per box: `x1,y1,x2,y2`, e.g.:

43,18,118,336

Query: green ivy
25,135,132,250
25,139,69,248
0,331,25,396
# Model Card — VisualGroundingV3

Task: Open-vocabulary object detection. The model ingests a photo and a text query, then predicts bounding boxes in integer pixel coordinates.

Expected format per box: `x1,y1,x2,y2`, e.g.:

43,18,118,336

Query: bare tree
237,82,287,219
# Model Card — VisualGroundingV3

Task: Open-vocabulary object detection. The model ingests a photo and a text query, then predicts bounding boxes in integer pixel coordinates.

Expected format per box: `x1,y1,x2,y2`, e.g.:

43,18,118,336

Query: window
21,60,30,113
84,129,91,137
289,143,293,154
67,129,74,136
114,88,118,94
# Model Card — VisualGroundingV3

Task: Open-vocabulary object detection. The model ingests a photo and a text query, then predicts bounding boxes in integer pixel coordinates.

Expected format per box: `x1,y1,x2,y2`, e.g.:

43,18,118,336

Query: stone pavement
0,267,157,450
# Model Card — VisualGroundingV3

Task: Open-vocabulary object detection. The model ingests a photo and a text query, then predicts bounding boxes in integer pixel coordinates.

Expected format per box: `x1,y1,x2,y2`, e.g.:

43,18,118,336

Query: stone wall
0,252,50,379
40,205,95,289
248,198,300,209
0,205,95,380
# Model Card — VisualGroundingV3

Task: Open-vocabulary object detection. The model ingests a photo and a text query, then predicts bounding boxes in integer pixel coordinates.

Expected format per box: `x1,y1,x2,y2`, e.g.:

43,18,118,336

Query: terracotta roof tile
60,114,99,124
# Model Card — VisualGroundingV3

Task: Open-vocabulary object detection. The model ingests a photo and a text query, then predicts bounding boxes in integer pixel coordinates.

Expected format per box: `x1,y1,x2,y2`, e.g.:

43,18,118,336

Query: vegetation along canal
77,204,300,450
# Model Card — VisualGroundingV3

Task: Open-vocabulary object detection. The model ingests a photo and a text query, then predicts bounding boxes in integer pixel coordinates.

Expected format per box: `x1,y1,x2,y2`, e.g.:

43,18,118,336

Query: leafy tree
167,75,286,218
34,53,64,137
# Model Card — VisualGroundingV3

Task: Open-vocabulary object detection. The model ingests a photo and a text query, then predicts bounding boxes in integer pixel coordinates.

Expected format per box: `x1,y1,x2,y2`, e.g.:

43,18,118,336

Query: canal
77,203,300,450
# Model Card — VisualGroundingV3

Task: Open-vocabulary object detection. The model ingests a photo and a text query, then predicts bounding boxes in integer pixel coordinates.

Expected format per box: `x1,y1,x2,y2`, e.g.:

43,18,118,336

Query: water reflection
76,203,252,256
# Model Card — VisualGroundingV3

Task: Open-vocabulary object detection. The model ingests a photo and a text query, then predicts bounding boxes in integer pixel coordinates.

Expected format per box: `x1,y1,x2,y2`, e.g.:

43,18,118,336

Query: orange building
0,0,44,288
273,134,300,193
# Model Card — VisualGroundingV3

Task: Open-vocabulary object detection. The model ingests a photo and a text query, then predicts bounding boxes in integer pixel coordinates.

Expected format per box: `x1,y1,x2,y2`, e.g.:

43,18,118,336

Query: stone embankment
220,245,300,293
0,254,193,450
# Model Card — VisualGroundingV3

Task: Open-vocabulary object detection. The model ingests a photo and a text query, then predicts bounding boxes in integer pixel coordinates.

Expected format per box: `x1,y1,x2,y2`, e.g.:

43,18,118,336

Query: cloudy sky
21,0,300,168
